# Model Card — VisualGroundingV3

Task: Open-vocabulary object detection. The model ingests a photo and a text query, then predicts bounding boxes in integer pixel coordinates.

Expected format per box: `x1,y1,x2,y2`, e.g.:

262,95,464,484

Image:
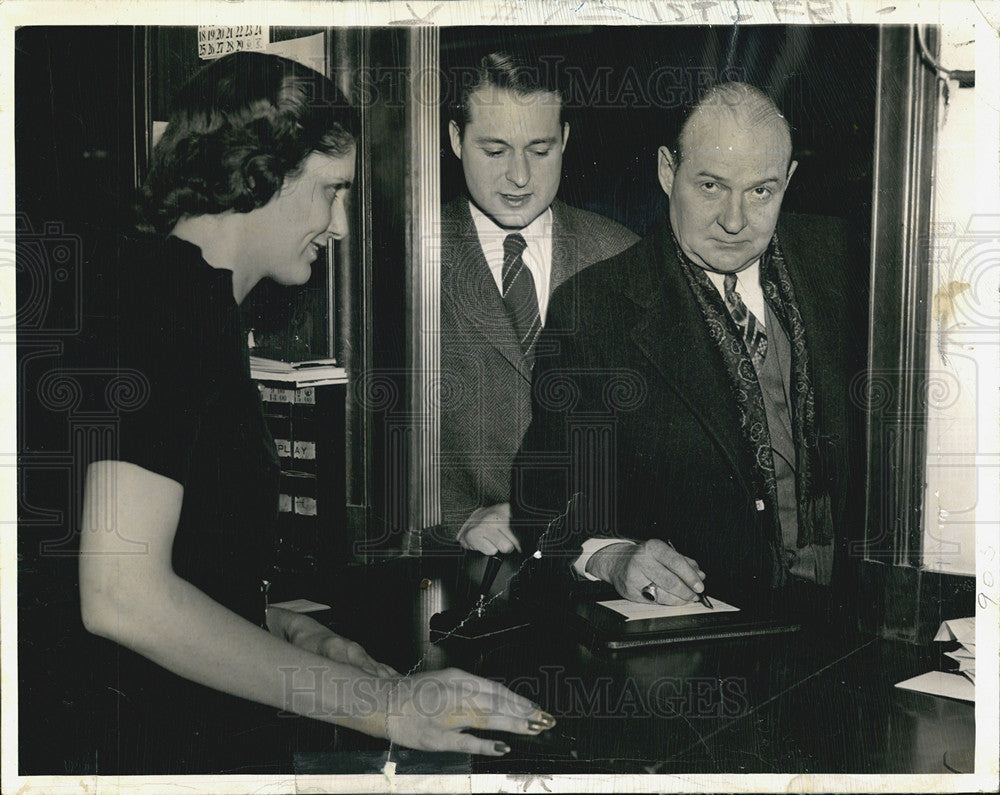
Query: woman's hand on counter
383,668,555,756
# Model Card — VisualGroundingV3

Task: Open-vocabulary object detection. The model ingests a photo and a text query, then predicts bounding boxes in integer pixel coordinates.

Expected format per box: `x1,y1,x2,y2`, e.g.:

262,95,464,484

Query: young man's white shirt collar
469,200,554,323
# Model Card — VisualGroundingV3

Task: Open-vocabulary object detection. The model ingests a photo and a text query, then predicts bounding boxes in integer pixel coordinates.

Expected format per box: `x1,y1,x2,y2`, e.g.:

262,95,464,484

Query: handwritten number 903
978,547,996,610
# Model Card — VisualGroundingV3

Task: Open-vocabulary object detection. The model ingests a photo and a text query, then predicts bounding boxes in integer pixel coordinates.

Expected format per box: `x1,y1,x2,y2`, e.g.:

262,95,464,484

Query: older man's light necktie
501,233,541,360
724,272,768,369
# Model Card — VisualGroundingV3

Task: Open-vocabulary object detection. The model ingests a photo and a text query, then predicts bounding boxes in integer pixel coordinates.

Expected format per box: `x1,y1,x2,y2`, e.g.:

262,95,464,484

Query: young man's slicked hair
450,51,565,139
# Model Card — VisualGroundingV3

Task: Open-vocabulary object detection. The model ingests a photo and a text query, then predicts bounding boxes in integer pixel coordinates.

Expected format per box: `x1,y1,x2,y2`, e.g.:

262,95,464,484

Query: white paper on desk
597,597,739,621
895,670,975,702
944,647,975,660
268,598,331,613
933,616,975,646
944,650,976,670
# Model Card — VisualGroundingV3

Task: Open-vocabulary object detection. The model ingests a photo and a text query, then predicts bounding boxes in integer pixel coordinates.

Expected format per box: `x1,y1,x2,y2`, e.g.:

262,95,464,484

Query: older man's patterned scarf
672,231,833,586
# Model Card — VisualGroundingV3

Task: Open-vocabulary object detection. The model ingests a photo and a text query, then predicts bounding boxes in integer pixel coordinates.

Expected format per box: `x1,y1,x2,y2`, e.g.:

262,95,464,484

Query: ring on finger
640,583,657,601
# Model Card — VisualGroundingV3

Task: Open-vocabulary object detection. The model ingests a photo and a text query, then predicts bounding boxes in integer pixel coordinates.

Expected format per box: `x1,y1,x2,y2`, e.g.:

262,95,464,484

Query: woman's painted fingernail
538,712,556,727
528,721,546,731
494,742,510,754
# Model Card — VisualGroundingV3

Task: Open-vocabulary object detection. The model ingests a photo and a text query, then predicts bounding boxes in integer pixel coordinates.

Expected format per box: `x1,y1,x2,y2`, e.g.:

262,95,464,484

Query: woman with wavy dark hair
78,51,552,773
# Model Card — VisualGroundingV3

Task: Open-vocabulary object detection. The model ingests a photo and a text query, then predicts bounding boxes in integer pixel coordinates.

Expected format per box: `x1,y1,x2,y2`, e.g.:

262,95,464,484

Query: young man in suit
513,83,865,612
438,52,638,555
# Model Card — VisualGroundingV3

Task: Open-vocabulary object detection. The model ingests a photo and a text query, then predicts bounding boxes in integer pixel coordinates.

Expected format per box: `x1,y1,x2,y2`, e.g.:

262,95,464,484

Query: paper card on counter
933,616,975,646
598,597,739,621
268,598,331,613
895,670,975,702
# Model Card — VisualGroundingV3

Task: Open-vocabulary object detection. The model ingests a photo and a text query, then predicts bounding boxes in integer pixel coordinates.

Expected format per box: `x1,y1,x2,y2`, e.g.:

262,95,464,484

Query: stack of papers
895,616,975,703
250,356,347,386
935,616,975,685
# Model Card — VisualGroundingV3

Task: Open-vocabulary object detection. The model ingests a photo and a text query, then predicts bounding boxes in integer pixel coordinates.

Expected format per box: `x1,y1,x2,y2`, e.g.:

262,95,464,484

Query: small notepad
597,597,740,622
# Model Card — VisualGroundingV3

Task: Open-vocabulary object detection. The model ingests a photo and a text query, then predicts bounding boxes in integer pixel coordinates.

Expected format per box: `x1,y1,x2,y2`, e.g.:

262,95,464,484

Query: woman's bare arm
266,607,398,678
79,460,552,754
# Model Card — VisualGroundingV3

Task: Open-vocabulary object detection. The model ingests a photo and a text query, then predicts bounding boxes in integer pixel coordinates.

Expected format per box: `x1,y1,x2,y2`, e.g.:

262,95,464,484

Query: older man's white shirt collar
704,260,766,328
468,200,554,323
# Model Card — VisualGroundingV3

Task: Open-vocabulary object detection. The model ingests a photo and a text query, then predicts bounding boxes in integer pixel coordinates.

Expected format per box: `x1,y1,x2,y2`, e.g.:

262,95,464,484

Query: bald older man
512,83,863,612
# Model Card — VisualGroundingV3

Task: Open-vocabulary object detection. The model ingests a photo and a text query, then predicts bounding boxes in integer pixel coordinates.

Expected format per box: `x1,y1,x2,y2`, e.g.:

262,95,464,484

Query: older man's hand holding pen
584,538,711,606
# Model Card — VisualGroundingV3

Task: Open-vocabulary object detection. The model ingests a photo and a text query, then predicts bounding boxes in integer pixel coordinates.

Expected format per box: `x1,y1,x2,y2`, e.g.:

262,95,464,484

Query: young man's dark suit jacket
437,196,638,544
512,213,866,606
